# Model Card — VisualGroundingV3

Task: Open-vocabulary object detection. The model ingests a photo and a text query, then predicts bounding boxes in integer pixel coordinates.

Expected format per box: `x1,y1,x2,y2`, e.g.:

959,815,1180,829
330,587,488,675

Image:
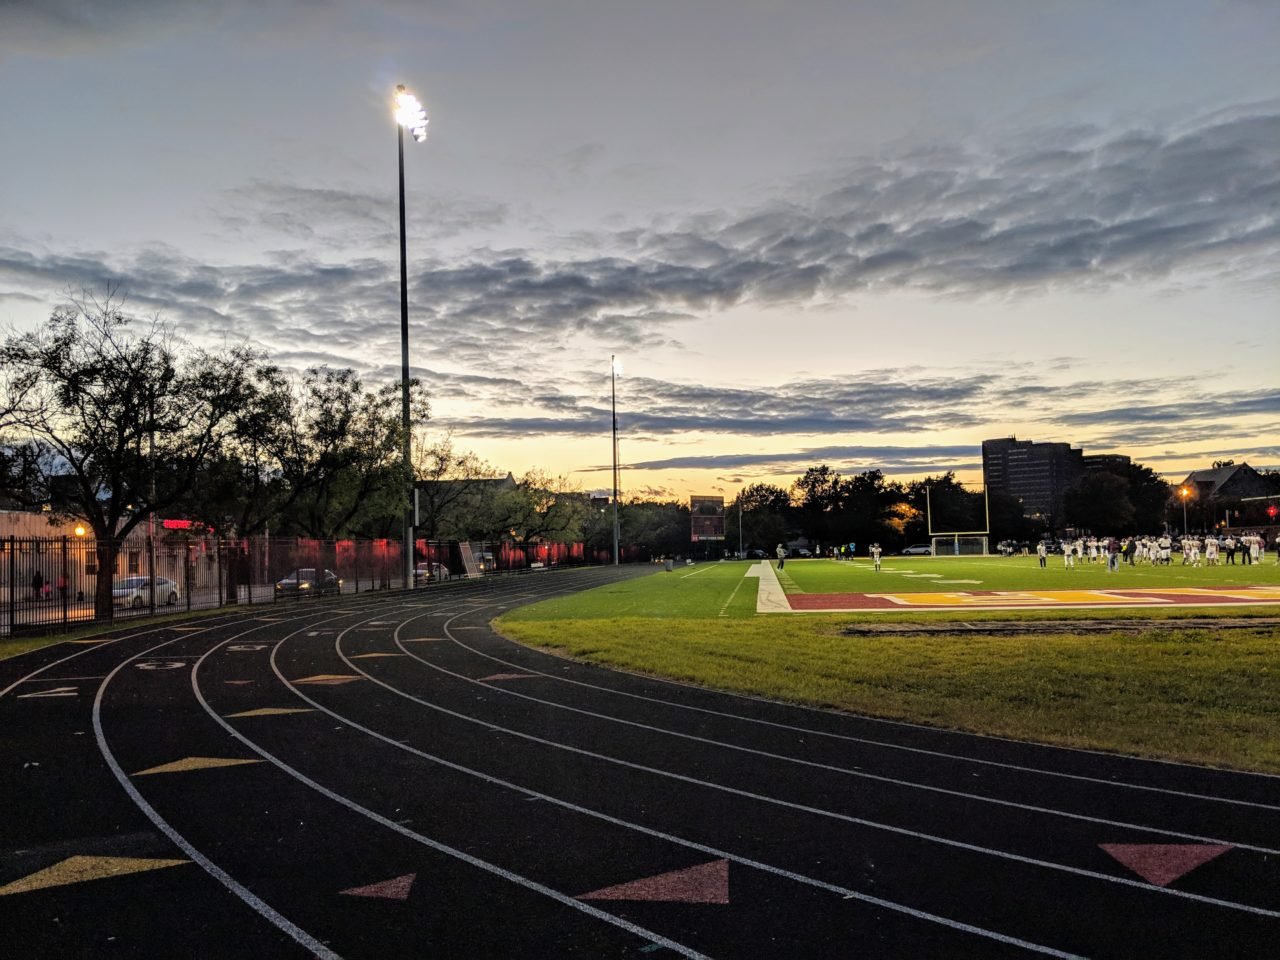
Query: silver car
113,576,180,608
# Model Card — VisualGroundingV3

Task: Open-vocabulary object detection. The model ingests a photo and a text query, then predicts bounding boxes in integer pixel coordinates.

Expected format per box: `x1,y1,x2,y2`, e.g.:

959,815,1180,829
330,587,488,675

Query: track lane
5,567,1279,957
257,594,1277,955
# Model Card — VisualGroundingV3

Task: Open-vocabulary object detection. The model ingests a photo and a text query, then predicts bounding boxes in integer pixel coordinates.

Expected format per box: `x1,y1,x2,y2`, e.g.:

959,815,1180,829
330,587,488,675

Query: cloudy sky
2,1,1277,501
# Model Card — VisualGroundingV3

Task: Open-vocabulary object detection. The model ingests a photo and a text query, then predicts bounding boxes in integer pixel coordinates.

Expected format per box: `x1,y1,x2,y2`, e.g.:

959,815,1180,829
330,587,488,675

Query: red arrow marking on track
339,873,416,900
577,859,729,904
1100,844,1233,886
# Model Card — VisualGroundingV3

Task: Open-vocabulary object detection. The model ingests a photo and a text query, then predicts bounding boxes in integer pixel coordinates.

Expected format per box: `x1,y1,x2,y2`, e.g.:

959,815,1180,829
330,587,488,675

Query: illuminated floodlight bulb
394,84,429,142
611,355,623,376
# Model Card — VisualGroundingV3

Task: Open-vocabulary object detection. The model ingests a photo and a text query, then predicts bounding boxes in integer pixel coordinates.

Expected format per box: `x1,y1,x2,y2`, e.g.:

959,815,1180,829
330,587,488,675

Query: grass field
496,557,1280,773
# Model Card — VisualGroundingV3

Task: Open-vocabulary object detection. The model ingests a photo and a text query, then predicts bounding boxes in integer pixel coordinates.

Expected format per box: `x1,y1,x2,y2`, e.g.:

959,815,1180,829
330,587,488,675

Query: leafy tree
620,498,690,560
412,433,498,541
731,482,792,553
492,470,591,544
1063,471,1135,533
0,292,256,616
792,465,843,544
272,366,428,539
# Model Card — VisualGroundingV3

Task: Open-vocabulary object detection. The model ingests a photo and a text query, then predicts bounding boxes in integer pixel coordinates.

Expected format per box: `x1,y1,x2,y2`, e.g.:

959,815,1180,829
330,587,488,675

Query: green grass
784,554,1280,594
497,559,1280,773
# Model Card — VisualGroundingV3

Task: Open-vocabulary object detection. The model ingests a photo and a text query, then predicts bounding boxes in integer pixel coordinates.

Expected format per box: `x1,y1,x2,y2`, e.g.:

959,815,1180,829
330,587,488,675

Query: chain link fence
1,533,604,636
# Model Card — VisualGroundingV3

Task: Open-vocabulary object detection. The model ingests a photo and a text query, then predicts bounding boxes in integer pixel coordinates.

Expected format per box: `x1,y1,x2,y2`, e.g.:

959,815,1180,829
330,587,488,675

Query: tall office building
982,437,1084,524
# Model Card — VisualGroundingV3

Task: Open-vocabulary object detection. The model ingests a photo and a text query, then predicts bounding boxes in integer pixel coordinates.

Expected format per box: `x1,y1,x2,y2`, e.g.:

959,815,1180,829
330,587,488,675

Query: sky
1,0,1278,504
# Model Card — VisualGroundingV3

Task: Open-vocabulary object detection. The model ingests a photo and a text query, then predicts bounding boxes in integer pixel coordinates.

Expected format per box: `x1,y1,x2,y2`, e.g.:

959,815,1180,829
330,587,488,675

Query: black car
274,568,342,597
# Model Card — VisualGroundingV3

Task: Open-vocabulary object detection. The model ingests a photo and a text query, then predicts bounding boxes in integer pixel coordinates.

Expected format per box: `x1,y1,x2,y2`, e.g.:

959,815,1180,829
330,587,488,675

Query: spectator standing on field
1225,536,1236,564
776,544,786,570
1037,541,1047,568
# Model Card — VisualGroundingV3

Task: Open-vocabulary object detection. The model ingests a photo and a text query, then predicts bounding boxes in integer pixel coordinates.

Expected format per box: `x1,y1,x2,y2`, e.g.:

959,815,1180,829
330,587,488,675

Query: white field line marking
718,576,746,618
238,624,1082,960
395,627,1280,856
93,621,343,960
191,638,712,959
338,620,1280,918
450,615,1280,810
679,565,712,579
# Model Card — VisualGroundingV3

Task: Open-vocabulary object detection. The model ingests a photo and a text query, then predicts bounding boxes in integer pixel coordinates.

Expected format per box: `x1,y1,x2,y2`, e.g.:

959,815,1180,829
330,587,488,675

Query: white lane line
398,629,1280,855
92,623,341,960
190,635,711,960
236,626,1078,960
356,613,1280,919
443,630,1280,811
389,624,1280,855
0,612,259,701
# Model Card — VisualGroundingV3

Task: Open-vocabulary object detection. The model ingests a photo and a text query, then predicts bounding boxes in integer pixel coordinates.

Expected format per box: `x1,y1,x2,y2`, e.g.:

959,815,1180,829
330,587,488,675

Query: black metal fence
1,534,607,636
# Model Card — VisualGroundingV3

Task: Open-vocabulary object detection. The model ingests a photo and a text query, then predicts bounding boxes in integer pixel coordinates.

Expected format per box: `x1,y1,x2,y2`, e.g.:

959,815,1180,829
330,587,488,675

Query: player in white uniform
871,543,882,572
1205,537,1218,565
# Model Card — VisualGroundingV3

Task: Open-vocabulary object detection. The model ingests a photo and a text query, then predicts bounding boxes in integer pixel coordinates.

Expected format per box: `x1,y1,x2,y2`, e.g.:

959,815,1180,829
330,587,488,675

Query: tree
493,470,591,545
0,292,257,617
411,433,497,541
271,366,428,539
620,498,690,560
731,483,792,553
792,465,842,544
1063,471,1135,533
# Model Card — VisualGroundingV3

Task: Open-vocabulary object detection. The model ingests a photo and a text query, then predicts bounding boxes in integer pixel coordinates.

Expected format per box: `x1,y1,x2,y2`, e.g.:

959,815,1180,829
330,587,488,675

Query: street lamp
395,84,428,589
611,356,621,566
1179,486,1190,536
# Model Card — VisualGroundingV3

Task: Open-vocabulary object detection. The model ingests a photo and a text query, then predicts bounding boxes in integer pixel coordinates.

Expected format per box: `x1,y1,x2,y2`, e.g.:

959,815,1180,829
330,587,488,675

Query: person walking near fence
31,570,44,601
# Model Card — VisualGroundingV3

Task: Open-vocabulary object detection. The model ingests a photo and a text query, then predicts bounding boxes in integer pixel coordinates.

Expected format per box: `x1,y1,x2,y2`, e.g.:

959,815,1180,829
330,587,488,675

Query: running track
2,567,1277,958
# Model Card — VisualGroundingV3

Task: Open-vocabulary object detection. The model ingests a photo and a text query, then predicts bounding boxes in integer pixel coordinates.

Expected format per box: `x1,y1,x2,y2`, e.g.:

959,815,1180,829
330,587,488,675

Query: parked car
274,568,342,597
113,575,180,608
414,562,451,585
791,547,813,558
899,544,933,556
745,549,768,560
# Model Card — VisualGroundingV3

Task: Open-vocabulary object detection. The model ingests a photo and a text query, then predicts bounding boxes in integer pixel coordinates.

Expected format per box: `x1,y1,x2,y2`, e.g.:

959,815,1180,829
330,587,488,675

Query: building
982,437,1083,524
1178,463,1277,502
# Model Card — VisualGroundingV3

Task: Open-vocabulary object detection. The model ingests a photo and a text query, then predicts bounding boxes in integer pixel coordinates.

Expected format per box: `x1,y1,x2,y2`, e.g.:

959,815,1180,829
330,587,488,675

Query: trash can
664,559,674,572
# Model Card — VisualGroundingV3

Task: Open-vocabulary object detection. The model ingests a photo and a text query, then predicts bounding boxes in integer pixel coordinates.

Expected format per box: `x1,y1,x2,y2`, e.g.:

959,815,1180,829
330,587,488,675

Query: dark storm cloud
623,445,984,476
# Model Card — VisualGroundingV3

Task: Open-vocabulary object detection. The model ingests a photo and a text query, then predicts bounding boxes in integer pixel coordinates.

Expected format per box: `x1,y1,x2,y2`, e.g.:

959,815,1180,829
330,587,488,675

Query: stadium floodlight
1179,486,1190,536
395,83,428,588
395,85,429,142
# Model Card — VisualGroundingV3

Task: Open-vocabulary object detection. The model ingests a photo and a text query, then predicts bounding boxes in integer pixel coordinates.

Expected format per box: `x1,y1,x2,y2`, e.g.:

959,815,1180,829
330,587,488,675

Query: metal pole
611,356,619,566
398,118,414,590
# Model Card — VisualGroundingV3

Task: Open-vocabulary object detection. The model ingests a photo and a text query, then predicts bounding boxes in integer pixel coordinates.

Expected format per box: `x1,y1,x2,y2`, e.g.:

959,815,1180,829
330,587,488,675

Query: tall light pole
611,356,621,566
1179,486,1190,536
395,84,428,589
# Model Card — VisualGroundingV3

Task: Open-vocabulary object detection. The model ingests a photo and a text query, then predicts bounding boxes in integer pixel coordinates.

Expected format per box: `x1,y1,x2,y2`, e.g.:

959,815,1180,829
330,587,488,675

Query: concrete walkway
749,561,793,613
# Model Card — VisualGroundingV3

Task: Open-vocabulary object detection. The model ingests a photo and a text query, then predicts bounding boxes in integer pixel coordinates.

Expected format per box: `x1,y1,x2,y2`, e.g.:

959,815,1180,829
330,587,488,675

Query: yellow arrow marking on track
0,856,189,896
